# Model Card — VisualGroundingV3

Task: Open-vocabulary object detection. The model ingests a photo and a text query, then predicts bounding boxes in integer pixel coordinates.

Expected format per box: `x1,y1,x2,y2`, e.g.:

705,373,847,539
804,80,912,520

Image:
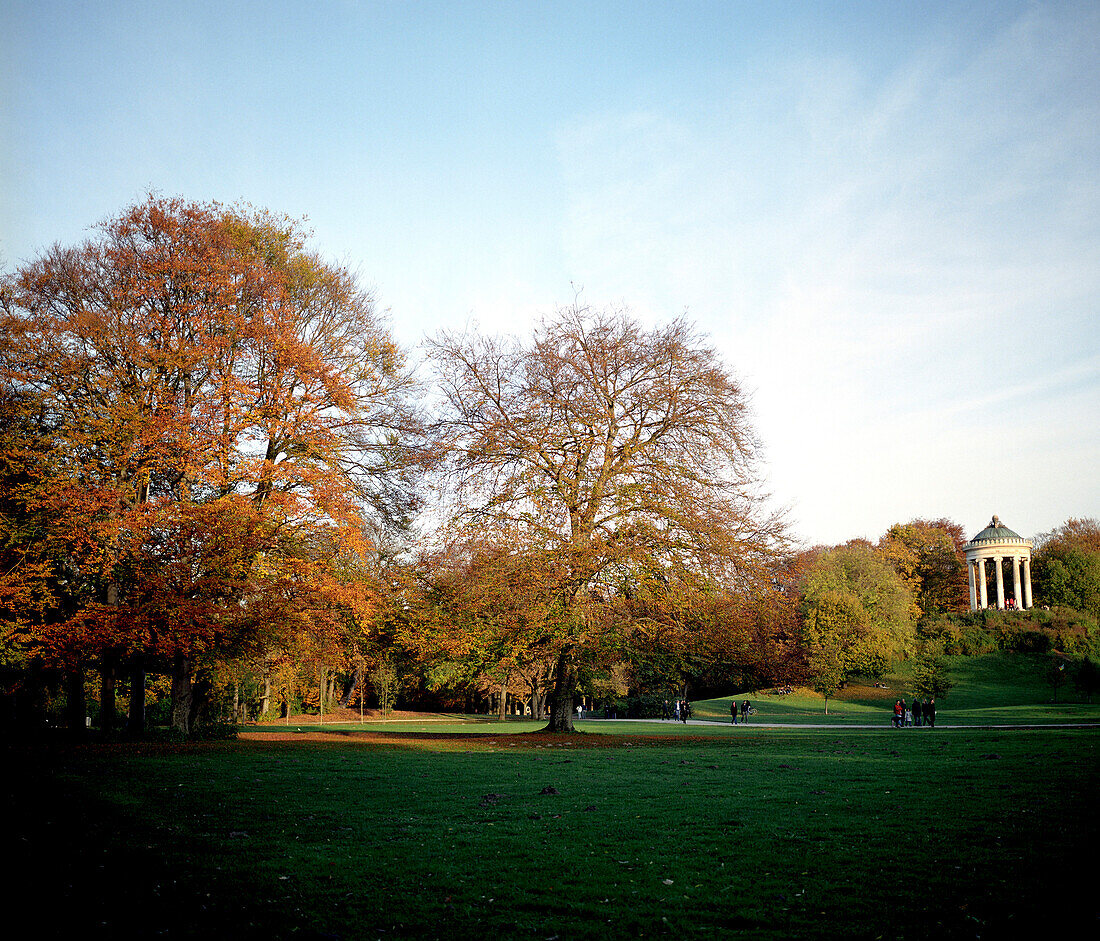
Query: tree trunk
66,662,87,740
100,652,117,733
127,656,146,738
498,674,510,721
339,668,360,708
259,674,271,717
27,661,49,732
170,653,193,736
544,650,577,732
189,668,212,730
530,675,548,720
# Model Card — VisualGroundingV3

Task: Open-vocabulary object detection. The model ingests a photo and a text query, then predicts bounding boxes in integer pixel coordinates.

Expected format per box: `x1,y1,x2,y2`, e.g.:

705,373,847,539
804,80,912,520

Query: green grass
5,728,1097,939
692,651,1100,726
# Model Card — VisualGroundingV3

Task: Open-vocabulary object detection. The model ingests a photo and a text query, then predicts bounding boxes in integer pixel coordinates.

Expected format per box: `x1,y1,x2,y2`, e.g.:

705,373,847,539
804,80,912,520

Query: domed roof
965,515,1031,548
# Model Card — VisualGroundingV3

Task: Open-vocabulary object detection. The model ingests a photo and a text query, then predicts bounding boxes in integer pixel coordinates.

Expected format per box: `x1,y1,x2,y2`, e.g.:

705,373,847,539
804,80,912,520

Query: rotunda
963,515,1033,611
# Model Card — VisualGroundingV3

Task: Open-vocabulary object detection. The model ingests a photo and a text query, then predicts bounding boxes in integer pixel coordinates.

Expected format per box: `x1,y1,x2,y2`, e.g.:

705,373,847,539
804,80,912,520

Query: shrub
931,609,1100,658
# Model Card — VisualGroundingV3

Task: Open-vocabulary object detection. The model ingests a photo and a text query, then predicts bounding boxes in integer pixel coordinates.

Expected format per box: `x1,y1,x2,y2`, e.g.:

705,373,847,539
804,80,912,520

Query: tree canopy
1034,519,1100,620
878,518,968,618
800,544,916,679
427,301,785,729
0,196,420,733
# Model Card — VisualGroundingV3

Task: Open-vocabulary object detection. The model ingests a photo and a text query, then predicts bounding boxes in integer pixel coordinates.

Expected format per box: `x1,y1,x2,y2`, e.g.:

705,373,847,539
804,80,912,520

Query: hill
691,650,1100,726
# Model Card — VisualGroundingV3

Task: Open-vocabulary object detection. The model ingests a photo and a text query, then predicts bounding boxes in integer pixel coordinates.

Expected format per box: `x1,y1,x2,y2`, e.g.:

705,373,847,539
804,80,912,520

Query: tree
808,640,846,714
878,519,968,618
1045,656,1069,703
1,196,419,735
911,649,953,702
1033,519,1100,620
800,545,916,678
427,301,783,731
1072,656,1100,703
370,657,400,718
801,588,869,712
411,539,561,719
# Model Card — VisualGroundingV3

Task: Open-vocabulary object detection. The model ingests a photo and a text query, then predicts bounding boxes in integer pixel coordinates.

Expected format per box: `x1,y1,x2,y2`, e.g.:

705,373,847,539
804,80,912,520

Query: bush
930,609,1100,658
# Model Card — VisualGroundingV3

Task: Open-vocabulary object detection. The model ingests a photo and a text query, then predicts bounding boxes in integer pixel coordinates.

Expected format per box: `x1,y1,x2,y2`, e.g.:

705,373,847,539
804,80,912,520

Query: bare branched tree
427,301,785,731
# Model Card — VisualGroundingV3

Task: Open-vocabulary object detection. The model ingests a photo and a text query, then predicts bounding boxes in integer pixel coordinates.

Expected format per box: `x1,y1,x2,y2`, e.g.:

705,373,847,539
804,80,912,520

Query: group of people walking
663,699,693,722
893,698,935,728
730,699,754,724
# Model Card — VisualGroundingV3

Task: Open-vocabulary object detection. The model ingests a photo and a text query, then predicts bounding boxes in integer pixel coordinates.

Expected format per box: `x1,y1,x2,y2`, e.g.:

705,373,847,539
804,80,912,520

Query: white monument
963,515,1033,611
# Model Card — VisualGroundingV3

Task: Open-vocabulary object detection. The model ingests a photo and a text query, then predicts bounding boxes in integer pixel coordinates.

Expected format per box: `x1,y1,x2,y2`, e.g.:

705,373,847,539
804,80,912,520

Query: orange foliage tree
877,518,969,619
410,539,564,719
0,196,420,735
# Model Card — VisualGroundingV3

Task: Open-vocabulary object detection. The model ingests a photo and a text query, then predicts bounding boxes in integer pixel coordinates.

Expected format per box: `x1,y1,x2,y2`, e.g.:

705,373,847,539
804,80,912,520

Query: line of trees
2,197,1097,737
0,198,422,735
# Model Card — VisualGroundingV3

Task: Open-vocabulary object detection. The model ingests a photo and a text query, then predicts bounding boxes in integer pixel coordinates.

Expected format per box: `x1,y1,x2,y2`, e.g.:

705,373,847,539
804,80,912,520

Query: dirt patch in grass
251,706,460,724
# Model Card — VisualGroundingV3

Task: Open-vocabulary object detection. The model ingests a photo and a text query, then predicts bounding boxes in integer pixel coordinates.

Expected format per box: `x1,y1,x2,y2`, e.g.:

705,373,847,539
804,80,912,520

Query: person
663,699,671,720
680,699,689,723
893,700,903,728
740,699,750,723
673,699,680,721
912,699,922,727
925,698,936,728
903,702,912,727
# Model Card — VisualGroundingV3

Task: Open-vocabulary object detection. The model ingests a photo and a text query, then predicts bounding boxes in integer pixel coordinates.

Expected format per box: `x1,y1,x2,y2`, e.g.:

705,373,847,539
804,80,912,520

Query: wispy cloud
553,3,1100,543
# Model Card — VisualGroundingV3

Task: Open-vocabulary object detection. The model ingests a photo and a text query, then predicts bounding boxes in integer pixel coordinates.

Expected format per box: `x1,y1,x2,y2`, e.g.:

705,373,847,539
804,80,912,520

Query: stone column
968,559,977,611
1023,557,1033,609
978,557,988,608
994,556,1005,609
1012,556,1022,610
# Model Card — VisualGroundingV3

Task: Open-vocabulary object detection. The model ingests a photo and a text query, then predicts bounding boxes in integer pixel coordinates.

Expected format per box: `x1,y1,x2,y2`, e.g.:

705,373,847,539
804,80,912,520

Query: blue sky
3,1,1098,546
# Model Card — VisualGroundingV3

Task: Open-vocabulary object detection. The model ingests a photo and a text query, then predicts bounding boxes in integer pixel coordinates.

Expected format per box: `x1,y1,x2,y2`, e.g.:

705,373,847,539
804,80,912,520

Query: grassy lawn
692,651,1100,726
5,728,1097,940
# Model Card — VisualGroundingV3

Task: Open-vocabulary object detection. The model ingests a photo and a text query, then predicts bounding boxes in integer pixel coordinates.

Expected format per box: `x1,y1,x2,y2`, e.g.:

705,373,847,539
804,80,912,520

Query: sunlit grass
692,650,1100,726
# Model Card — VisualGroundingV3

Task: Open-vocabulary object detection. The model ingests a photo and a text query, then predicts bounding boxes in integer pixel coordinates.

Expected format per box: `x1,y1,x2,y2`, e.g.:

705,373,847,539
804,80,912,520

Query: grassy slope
691,651,1100,725
5,730,1097,940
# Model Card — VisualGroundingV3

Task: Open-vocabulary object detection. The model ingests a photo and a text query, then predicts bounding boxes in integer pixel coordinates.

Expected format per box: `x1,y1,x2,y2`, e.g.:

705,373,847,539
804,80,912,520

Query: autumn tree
878,519,968,618
407,539,561,719
427,301,783,731
0,196,420,735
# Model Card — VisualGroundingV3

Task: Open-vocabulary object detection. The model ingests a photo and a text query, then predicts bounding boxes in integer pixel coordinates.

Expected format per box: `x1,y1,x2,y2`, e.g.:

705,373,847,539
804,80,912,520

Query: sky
2,0,1098,547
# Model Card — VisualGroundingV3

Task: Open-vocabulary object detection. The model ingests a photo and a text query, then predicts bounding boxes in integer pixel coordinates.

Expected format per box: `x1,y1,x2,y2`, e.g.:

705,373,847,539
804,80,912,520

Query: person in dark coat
740,699,750,723
680,699,688,723
731,700,738,724
912,699,922,727
925,698,936,728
